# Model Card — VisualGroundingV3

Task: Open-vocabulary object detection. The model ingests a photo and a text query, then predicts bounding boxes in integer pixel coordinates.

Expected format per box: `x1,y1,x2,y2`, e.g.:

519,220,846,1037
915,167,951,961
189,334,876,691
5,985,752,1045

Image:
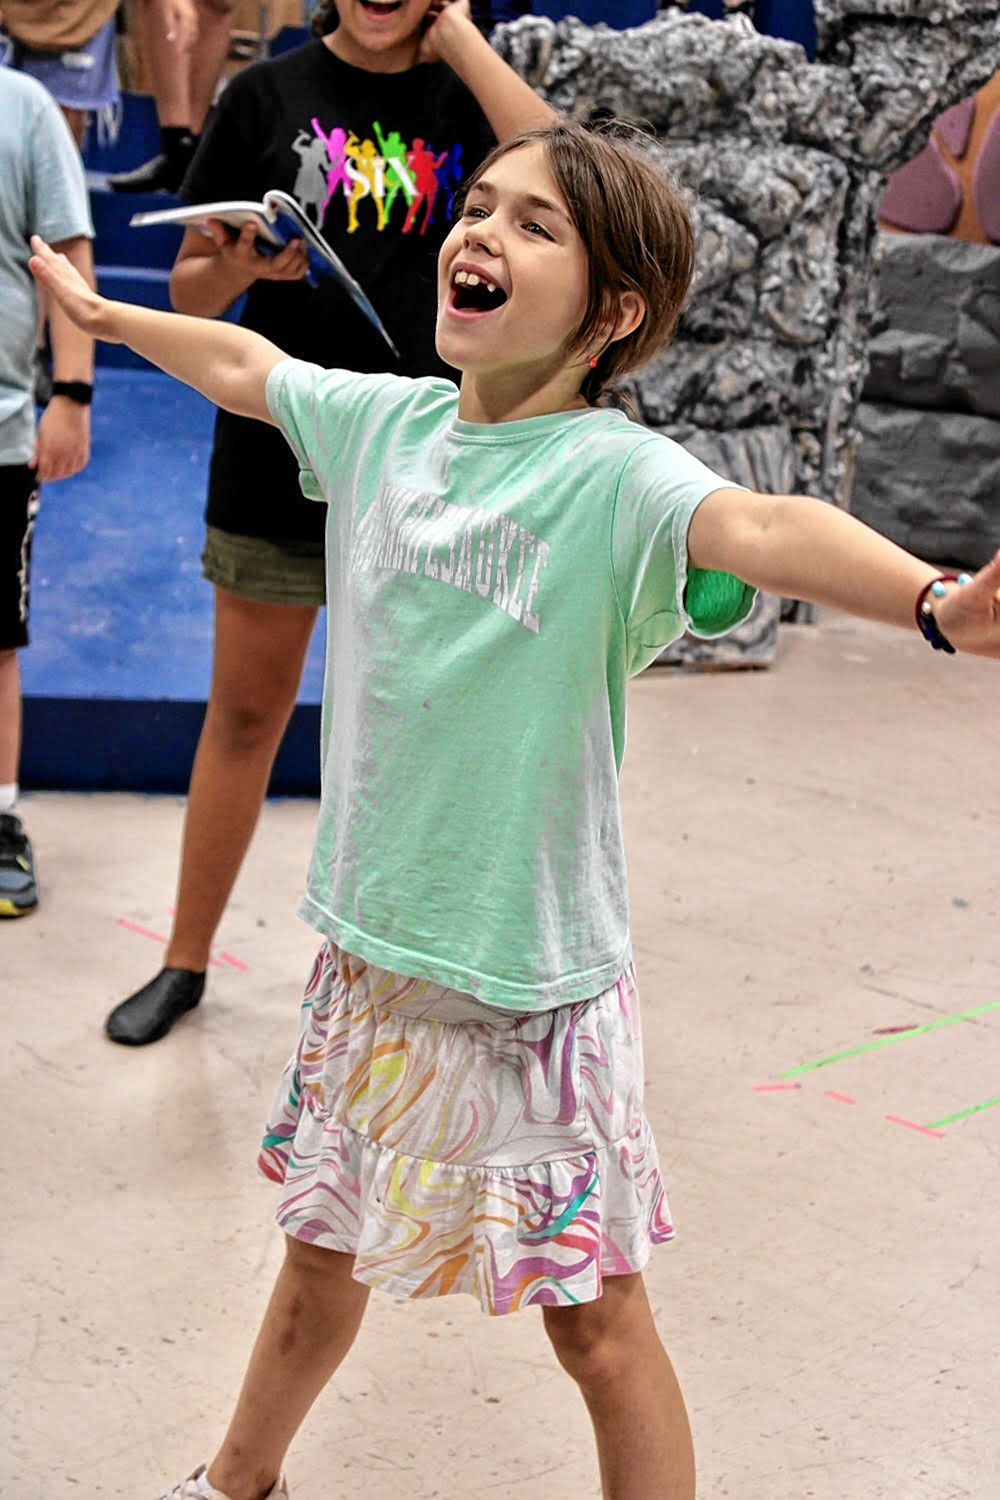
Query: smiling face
331,0,433,62
436,143,594,395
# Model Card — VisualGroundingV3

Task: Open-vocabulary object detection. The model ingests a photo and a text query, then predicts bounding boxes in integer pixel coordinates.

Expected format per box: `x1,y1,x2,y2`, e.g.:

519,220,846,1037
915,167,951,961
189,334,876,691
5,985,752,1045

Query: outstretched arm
30,236,284,424
689,487,1000,659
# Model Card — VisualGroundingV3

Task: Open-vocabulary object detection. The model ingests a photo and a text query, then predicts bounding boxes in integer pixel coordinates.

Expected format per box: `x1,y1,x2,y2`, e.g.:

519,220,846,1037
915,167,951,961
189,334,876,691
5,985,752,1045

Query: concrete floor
3,617,998,1500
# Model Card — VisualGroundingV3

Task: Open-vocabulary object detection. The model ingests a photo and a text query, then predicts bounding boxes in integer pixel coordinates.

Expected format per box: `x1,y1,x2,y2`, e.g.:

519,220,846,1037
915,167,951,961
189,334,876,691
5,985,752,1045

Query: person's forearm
98,299,283,419
49,239,96,381
437,16,558,141
748,495,939,630
170,249,256,318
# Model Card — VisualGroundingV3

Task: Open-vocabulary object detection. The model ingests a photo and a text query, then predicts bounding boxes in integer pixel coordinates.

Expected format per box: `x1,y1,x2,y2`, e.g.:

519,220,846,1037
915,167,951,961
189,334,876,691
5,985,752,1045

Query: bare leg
206,1238,370,1500
0,651,21,784
136,0,192,127
165,587,318,972
189,0,236,134
544,1273,696,1500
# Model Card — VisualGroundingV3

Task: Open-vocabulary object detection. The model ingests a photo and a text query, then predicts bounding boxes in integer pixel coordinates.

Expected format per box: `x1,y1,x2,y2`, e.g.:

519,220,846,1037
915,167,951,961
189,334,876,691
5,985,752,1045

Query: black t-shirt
180,41,494,543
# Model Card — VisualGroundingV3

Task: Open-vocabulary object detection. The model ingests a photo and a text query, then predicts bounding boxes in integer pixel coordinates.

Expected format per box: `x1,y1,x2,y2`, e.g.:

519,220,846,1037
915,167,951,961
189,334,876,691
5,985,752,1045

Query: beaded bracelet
914,572,972,654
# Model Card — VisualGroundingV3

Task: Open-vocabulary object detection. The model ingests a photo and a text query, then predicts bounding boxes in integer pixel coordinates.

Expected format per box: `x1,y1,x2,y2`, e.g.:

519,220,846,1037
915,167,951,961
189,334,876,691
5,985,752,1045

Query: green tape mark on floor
781,1001,1000,1080
927,1096,1000,1130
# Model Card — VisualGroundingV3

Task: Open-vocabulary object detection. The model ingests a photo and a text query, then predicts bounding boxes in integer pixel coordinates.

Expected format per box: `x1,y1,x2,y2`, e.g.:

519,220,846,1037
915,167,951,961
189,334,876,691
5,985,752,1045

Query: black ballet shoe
105,967,206,1046
108,134,196,195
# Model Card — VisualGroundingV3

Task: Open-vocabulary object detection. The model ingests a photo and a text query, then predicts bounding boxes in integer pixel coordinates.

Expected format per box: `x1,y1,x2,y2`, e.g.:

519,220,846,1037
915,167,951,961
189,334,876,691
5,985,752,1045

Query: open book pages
130,190,398,354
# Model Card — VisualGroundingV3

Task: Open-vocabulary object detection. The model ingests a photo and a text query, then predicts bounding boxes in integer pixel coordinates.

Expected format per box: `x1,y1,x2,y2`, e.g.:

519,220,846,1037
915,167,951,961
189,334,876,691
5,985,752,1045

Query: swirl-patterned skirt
258,941,674,1316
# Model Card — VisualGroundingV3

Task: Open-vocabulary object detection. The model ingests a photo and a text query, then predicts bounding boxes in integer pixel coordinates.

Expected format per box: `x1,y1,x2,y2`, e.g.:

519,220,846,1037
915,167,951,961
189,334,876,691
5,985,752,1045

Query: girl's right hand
203,220,311,284
29,236,117,340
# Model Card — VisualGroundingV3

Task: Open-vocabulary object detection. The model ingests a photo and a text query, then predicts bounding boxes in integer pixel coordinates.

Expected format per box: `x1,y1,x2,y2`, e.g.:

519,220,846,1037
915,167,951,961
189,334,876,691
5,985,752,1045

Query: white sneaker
159,1464,290,1499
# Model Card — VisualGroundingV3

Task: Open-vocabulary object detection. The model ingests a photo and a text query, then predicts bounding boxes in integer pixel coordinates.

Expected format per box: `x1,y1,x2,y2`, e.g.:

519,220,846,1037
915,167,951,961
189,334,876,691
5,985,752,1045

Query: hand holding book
131,190,399,355
202,220,311,286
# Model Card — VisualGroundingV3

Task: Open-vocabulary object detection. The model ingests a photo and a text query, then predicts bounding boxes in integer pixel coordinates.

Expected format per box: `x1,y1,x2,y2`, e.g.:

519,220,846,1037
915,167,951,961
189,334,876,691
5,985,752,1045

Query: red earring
589,355,599,369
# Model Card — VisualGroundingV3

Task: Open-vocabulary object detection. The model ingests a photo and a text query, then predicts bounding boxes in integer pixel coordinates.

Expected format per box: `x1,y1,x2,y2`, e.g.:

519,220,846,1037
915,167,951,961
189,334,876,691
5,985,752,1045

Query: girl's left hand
32,398,91,484
933,550,1000,658
419,0,473,64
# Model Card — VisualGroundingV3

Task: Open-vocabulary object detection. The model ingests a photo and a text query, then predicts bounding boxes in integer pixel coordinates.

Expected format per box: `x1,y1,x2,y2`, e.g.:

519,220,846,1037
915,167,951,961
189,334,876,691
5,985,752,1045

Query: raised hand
418,0,473,65
29,236,115,340
933,551,1000,659
202,220,310,284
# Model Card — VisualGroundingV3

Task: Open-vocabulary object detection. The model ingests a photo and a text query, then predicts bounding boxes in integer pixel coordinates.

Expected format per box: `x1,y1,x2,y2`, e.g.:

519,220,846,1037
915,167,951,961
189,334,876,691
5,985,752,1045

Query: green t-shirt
267,362,756,1010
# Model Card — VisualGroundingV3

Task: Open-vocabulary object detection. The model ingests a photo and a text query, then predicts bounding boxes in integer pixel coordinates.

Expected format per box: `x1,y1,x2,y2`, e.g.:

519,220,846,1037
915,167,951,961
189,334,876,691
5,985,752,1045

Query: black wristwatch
50,380,93,406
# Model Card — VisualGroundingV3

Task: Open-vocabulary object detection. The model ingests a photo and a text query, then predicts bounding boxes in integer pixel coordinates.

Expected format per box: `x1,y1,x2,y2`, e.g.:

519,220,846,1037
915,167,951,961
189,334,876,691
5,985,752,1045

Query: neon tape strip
117,917,224,968
886,1115,945,1139
927,1096,1000,1130
824,1091,856,1104
753,1083,801,1092
117,917,166,944
781,1000,1000,1079
169,911,243,970
217,951,250,973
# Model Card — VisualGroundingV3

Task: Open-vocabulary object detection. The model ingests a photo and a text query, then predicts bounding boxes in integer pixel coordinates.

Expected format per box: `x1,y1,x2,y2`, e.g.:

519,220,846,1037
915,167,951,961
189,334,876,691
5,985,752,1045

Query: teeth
466,274,480,287
486,282,496,293
455,270,468,284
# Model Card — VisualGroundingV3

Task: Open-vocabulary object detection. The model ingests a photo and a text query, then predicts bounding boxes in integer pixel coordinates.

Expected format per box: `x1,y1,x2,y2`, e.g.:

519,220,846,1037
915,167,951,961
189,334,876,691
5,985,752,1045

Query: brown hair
311,2,337,35
461,120,695,405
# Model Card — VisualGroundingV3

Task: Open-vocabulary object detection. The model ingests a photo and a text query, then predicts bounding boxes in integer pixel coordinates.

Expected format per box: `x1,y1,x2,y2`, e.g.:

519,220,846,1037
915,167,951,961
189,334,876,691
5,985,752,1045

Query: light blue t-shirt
267,361,756,1010
0,68,94,464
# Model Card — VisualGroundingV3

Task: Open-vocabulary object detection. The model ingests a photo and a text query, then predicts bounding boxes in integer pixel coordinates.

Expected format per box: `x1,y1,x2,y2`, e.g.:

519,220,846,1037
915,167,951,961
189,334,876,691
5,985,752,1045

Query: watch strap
50,380,93,406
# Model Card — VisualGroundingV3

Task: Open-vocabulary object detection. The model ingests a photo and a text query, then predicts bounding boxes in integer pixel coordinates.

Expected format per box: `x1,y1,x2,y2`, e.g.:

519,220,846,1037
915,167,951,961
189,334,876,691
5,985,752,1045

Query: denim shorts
201,526,326,608
7,18,119,114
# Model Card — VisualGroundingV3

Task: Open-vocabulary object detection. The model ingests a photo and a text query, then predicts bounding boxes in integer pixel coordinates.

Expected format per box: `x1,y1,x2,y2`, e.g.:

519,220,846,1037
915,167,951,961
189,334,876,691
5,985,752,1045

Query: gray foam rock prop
853,404,1000,568
493,4,1000,666
865,235,1000,417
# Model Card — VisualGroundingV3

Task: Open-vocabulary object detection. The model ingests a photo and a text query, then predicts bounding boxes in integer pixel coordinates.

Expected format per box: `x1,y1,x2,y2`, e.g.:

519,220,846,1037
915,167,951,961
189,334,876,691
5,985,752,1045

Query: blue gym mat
21,370,325,794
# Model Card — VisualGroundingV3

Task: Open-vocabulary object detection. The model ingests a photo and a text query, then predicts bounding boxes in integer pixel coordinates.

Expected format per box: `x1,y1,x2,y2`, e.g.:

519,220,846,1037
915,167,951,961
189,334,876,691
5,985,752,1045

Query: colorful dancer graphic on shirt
291,129,332,224
404,138,448,236
373,120,417,225
311,119,352,221
297,120,464,236
437,141,465,222
347,137,388,233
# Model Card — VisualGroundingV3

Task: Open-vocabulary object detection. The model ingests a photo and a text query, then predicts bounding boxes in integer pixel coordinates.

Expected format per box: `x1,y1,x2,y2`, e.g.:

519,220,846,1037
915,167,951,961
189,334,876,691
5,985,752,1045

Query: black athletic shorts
0,465,40,650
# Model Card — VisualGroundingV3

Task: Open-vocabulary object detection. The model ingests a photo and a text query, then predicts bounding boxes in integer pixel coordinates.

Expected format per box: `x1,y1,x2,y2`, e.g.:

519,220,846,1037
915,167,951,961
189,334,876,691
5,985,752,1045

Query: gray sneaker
158,1465,289,1499
0,812,37,918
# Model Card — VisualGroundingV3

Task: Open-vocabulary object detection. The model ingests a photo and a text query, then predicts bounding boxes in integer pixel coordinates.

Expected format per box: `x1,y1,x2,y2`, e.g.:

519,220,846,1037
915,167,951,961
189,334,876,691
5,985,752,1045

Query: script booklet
130,189,398,355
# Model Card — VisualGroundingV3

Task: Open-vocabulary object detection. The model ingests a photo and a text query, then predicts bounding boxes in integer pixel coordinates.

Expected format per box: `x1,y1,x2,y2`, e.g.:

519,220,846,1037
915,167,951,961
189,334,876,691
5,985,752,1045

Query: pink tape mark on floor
824,1091,857,1105
165,910,241,970
886,1115,945,1139
872,1025,920,1036
753,1083,802,1093
117,916,226,968
216,951,250,973
116,917,166,944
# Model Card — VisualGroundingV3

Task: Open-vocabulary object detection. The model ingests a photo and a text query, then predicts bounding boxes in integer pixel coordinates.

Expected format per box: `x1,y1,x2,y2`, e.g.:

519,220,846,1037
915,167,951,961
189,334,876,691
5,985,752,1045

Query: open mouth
359,0,404,16
449,268,509,316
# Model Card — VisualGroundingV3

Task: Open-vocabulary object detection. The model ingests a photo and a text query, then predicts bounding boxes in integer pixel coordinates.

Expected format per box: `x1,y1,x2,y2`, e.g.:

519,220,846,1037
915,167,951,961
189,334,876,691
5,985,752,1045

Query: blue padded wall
21,370,325,794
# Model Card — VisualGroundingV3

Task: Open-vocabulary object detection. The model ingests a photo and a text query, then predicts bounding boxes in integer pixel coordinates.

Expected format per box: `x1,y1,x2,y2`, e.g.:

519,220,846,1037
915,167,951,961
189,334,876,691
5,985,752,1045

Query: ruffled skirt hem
258,943,675,1316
